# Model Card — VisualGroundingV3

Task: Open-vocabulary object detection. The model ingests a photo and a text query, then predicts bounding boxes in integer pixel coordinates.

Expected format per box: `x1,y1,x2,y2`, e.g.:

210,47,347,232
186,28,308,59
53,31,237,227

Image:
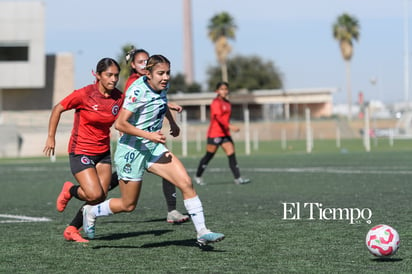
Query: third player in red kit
194,82,251,185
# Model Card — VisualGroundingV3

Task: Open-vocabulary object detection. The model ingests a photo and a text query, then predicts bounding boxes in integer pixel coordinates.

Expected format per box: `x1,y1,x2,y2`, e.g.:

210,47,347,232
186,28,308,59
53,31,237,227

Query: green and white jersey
119,76,168,151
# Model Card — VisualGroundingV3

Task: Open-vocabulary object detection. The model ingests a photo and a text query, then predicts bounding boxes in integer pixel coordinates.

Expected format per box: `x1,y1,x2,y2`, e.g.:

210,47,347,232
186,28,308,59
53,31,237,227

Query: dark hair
95,58,120,74
125,48,149,75
215,81,229,90
145,55,171,72
126,48,149,63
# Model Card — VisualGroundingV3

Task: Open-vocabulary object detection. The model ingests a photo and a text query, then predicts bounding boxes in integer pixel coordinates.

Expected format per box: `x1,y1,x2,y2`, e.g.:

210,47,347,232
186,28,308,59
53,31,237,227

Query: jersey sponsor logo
81,156,91,165
112,105,120,115
92,104,99,111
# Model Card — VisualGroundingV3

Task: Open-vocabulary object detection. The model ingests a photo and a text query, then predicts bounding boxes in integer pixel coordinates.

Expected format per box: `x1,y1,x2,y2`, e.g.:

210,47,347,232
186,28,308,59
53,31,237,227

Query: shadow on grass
99,217,189,225
143,217,165,223
371,257,403,262
99,220,141,224
140,238,225,252
95,229,173,241
143,217,190,225
194,180,236,186
92,237,226,252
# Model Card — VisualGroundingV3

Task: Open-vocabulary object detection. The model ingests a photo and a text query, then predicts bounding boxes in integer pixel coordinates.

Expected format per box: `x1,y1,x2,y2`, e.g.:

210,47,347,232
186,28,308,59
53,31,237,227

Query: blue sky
33,0,412,103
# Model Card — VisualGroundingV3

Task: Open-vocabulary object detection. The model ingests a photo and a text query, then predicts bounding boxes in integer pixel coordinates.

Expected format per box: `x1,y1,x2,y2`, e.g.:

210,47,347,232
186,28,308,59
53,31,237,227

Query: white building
0,1,74,157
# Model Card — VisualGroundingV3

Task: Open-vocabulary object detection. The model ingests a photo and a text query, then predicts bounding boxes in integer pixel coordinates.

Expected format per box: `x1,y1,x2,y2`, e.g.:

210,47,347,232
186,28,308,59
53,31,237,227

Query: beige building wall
2,53,74,111
52,53,75,106
0,53,75,158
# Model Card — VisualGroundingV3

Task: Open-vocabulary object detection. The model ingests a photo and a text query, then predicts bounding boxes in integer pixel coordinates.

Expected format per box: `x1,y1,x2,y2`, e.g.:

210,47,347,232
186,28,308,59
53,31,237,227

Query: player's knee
181,175,192,187
179,176,195,194
84,190,106,204
122,203,136,212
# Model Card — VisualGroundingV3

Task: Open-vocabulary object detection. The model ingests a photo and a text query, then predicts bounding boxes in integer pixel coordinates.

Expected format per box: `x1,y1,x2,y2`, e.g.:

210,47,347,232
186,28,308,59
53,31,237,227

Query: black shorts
207,136,233,146
69,151,111,175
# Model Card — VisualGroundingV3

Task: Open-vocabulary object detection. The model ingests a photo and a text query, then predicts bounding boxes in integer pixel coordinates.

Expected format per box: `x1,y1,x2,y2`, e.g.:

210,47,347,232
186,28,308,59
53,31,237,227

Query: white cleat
194,176,205,186
82,205,96,239
167,210,190,223
197,228,225,246
234,177,251,185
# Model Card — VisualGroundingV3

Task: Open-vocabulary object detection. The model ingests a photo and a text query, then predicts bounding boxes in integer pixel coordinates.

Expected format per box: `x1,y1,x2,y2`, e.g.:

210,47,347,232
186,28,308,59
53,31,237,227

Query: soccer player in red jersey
43,58,123,243
194,82,251,185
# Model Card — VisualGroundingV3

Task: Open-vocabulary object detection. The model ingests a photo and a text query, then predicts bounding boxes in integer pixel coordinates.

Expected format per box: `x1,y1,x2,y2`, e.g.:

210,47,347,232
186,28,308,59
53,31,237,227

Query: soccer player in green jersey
82,55,225,246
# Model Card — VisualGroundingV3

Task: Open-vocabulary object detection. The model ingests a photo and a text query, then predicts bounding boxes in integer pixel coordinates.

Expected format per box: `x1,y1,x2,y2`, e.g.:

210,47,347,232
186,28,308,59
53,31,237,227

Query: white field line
1,166,69,172
187,167,412,175
0,214,51,223
5,166,411,175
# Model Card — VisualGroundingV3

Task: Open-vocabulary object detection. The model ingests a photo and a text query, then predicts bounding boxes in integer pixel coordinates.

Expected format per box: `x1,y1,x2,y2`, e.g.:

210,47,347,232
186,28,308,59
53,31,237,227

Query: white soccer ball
365,224,400,257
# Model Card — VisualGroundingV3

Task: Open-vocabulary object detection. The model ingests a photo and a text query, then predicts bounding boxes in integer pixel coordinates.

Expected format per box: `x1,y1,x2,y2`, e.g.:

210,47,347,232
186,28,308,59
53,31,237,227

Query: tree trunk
345,60,352,121
221,62,228,82
215,36,231,82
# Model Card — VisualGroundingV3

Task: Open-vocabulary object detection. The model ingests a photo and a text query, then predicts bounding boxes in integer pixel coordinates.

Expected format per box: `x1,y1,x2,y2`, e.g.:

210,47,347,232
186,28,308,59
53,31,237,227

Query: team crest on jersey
92,105,99,111
123,163,132,174
129,95,137,103
112,105,119,115
81,156,91,165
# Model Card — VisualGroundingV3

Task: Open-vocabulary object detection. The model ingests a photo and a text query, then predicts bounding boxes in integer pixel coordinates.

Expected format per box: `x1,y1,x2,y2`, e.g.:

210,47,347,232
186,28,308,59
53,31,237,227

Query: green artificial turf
0,139,411,273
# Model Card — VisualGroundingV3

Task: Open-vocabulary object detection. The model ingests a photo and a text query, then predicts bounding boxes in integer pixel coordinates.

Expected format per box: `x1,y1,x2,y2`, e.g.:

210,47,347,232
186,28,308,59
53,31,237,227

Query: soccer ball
365,224,400,257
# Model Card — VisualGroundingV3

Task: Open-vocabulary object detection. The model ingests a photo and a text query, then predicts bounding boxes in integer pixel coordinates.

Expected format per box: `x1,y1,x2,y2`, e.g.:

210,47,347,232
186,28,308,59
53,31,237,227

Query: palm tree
333,13,360,120
208,12,236,82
